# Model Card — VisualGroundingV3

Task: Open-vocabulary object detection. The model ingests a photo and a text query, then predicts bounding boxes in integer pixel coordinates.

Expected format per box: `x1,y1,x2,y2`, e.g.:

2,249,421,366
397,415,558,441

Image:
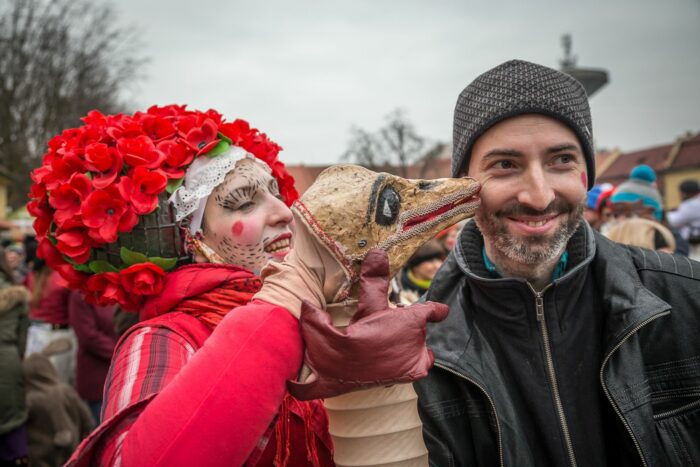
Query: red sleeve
40,273,71,325
68,292,116,361
80,301,302,466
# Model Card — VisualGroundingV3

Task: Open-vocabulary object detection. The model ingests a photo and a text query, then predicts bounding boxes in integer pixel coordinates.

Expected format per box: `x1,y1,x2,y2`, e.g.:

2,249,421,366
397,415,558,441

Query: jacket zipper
599,311,670,467
528,283,578,467
434,362,504,467
652,397,700,421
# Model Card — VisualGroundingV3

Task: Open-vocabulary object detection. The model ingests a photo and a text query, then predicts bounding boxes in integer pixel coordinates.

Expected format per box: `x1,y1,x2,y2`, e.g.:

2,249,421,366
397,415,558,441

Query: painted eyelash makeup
220,186,255,210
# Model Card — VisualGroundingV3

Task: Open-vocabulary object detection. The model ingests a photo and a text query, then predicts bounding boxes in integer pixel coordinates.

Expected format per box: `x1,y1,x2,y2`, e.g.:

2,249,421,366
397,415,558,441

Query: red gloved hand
288,248,448,401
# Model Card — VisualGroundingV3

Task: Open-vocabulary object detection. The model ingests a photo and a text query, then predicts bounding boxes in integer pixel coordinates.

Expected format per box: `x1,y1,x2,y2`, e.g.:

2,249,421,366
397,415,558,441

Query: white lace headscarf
169,146,273,234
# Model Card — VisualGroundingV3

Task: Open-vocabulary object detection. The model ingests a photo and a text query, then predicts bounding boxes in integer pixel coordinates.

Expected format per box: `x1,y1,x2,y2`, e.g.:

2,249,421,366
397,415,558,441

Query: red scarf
159,265,330,466
176,281,259,329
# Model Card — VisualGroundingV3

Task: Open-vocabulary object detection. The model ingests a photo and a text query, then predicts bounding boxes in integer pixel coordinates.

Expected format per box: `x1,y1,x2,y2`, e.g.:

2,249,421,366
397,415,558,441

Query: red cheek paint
231,221,244,237
581,172,587,188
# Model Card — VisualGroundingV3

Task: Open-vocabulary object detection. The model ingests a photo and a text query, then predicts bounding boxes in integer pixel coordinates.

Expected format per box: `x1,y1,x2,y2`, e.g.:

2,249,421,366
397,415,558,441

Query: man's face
202,158,293,272
466,114,587,266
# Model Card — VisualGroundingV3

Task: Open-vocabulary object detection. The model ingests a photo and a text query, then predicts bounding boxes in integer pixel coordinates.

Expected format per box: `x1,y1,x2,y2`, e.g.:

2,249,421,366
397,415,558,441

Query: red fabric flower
202,109,224,126
37,238,64,268
48,173,92,227
143,104,187,118
31,213,52,239
87,272,126,306
157,140,195,179
82,186,139,243
218,119,251,145
27,185,52,239
55,228,93,264
120,263,166,296
117,135,165,169
81,110,108,127
117,168,168,215
183,118,220,155
55,263,91,290
32,152,86,191
85,142,123,189
140,114,177,142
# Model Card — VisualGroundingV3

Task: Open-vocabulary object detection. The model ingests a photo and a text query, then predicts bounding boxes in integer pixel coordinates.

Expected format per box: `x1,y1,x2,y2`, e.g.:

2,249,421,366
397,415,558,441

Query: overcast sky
111,0,700,165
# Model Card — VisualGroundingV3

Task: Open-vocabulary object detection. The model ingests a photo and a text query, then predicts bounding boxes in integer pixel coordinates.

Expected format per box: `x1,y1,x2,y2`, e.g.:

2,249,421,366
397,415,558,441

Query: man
668,179,700,260
414,59,700,466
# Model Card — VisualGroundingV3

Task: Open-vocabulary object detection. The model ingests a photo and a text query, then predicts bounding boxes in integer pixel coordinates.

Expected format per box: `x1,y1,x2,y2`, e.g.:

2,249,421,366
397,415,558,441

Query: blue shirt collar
482,247,569,282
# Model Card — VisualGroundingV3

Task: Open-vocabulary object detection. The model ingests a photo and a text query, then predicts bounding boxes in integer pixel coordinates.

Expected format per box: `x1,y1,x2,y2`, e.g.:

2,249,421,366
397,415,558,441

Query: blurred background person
67,290,117,424
392,239,445,304
606,217,676,252
4,243,28,284
23,344,94,467
435,221,465,254
22,236,39,282
0,245,30,466
608,164,689,256
595,184,616,235
584,183,612,231
667,179,700,260
24,260,76,385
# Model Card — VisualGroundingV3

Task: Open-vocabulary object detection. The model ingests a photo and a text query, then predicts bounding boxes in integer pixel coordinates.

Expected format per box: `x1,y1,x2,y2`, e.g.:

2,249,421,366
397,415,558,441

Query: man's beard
475,197,584,265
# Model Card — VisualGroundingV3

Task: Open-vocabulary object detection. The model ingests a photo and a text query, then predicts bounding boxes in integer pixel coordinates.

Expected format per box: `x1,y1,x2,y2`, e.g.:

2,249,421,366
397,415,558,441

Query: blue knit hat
586,183,613,210
610,165,663,220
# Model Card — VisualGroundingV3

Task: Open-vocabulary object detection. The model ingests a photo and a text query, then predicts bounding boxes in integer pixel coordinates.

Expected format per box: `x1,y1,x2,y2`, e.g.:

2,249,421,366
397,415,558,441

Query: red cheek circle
581,172,587,188
231,221,244,237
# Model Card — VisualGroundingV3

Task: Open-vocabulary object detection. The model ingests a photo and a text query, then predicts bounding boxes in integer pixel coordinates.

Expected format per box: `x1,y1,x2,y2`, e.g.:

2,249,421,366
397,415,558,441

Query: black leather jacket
415,221,700,467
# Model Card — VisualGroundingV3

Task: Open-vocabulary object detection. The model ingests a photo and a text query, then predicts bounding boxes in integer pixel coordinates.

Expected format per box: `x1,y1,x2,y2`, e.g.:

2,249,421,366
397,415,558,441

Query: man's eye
492,160,515,170
553,154,575,165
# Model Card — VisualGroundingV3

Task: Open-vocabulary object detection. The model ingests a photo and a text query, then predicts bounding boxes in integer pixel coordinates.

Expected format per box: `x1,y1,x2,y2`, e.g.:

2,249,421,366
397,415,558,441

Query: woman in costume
29,105,334,465
30,105,448,466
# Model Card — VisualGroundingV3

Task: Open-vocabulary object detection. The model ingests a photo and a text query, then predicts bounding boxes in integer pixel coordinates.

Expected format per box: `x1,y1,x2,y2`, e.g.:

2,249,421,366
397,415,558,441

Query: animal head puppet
259,164,480,308
297,165,479,274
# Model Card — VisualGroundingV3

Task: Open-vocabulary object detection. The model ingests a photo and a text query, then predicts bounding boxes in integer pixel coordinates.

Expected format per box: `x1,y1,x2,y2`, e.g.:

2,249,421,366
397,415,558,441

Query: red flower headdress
28,105,299,311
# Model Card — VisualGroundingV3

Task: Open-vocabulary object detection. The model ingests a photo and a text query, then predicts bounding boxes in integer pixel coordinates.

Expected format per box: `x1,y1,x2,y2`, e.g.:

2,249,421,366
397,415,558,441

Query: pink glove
288,248,448,401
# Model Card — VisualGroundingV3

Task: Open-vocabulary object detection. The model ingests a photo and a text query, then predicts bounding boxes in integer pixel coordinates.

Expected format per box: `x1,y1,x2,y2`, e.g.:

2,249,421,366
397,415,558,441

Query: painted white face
201,158,293,272
467,114,588,266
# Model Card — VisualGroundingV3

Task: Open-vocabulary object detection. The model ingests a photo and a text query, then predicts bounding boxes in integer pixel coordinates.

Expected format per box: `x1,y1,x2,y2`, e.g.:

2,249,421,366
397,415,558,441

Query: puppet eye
375,186,400,226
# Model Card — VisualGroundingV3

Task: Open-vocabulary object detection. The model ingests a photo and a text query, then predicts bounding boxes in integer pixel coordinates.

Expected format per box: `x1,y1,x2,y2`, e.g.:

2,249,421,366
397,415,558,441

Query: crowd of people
0,237,118,466
585,165,700,258
0,58,698,467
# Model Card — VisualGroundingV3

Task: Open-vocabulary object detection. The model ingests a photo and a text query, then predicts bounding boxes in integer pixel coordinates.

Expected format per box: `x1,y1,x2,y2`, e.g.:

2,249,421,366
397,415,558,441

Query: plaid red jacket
66,264,333,466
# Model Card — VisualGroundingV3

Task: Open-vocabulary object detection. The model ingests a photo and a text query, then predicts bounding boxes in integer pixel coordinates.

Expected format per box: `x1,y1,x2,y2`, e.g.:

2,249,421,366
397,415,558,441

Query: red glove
288,248,448,401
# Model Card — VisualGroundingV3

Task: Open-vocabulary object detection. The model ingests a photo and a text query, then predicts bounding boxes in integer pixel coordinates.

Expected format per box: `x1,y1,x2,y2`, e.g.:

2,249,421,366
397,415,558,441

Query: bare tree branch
341,109,426,177
0,0,146,208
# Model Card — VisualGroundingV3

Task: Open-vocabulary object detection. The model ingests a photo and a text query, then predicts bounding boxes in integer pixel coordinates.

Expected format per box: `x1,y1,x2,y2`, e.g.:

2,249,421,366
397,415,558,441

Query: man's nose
517,166,555,211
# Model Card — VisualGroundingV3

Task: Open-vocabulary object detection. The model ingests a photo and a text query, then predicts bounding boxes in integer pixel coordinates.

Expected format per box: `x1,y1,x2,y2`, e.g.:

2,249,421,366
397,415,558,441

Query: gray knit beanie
452,59,595,188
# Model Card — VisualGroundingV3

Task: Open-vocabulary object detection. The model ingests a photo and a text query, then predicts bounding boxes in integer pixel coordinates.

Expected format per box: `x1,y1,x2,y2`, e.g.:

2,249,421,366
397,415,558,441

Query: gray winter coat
0,279,29,435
